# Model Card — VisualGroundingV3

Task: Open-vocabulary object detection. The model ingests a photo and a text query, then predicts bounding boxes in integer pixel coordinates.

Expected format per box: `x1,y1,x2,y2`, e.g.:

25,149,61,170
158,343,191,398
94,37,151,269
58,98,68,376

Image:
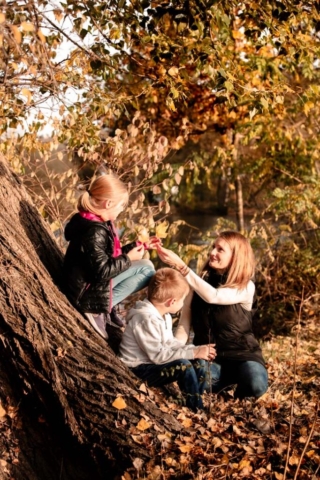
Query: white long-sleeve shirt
119,299,196,367
175,269,255,344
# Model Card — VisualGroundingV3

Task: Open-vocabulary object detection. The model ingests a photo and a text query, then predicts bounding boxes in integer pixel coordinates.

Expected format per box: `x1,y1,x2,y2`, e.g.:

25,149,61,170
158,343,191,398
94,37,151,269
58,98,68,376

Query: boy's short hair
148,268,190,303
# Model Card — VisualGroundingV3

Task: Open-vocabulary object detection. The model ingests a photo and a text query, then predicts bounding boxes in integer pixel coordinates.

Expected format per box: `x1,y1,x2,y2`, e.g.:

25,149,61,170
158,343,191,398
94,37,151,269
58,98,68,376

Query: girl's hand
127,245,145,262
194,344,216,361
156,245,185,269
146,236,162,249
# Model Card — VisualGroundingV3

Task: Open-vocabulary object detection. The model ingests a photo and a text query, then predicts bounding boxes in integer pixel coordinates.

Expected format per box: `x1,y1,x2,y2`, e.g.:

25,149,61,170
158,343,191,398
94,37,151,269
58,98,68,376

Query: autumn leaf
136,226,149,243
168,67,179,77
21,88,32,105
238,458,251,469
136,418,151,431
11,25,22,44
21,22,34,32
182,419,194,430
155,221,169,239
178,444,193,453
112,397,127,410
0,403,6,418
37,29,46,43
132,458,144,470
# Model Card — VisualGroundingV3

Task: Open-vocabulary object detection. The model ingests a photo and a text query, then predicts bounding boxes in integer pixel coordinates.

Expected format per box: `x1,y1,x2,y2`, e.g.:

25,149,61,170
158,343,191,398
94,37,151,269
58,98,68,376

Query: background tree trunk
235,174,244,234
0,156,181,479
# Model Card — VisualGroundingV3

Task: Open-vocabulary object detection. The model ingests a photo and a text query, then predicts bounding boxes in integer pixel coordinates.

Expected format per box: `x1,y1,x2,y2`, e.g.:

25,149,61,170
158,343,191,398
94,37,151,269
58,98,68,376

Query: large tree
0,154,183,478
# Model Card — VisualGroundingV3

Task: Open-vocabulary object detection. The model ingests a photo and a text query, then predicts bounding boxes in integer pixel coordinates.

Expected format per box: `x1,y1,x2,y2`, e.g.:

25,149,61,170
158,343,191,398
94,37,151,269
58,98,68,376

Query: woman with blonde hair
63,172,160,341
156,231,268,399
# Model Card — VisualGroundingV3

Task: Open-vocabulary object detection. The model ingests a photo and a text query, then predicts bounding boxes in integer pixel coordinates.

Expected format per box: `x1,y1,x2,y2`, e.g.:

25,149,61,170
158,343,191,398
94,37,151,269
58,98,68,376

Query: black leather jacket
192,270,265,366
62,213,137,314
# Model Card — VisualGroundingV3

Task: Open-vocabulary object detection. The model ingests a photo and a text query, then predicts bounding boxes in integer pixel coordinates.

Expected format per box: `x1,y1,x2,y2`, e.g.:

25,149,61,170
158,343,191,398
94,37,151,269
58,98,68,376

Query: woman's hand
156,245,185,269
194,344,216,361
127,245,145,262
146,236,162,249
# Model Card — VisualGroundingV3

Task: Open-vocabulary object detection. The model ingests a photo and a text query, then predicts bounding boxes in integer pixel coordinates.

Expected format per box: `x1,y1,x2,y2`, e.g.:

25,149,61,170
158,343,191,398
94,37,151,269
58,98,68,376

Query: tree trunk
235,174,244,234
216,167,231,215
0,156,181,479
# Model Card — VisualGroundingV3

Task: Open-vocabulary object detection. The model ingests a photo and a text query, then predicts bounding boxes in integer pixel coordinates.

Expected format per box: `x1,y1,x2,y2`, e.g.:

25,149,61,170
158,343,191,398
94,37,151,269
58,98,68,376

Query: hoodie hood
126,299,163,323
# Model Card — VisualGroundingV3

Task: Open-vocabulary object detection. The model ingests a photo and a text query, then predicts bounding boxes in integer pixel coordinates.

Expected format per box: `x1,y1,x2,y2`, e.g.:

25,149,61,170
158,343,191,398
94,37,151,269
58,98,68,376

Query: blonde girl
63,172,159,340
156,231,268,399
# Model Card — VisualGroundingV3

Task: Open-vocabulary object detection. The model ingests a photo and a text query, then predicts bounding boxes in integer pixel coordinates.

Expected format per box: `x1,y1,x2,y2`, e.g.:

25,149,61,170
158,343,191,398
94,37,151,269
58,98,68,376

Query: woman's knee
250,376,268,398
240,371,268,398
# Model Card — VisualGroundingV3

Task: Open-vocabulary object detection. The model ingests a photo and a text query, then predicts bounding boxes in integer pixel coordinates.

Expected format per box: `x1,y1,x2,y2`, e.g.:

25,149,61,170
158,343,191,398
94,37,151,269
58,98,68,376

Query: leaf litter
124,317,320,480
0,320,318,479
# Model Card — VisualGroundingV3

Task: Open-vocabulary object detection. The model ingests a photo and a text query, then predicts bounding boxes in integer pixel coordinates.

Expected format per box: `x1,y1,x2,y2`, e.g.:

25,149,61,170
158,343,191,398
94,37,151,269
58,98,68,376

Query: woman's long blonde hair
77,173,128,221
202,231,256,290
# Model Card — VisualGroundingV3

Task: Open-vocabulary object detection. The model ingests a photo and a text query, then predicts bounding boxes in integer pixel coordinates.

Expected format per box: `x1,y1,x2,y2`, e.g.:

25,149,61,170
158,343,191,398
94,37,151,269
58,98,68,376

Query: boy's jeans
132,359,208,411
112,259,155,306
200,359,268,399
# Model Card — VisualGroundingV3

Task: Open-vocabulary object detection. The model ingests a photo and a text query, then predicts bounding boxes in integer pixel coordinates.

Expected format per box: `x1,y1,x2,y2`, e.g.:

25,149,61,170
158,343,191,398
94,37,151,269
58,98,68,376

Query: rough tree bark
0,156,181,479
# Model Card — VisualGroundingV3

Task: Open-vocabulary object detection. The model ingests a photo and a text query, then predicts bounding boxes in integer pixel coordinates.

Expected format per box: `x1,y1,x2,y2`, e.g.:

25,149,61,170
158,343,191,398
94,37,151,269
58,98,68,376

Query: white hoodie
119,299,196,368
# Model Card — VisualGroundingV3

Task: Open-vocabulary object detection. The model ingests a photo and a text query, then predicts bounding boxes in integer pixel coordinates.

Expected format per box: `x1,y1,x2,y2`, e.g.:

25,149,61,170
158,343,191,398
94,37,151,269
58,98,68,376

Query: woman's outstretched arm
157,245,254,309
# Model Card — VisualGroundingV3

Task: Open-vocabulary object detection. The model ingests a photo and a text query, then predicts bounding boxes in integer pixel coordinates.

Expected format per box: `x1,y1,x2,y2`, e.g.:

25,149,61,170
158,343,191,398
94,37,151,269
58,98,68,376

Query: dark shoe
85,313,108,340
110,307,126,328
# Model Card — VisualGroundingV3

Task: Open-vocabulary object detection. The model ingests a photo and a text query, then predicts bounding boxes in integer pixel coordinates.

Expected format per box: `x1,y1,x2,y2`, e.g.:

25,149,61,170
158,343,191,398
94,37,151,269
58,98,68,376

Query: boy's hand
194,344,216,361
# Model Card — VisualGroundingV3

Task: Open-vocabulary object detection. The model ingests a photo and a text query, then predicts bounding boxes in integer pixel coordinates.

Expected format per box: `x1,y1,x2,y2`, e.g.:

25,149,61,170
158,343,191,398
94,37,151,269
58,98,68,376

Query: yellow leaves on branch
21,89,32,105
10,25,21,44
304,101,314,116
155,220,169,238
7,21,46,45
37,29,46,43
21,22,34,32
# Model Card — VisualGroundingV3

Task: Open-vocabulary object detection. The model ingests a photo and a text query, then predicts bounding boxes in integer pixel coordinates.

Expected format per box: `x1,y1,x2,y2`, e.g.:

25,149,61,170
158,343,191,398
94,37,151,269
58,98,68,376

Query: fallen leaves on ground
125,318,320,479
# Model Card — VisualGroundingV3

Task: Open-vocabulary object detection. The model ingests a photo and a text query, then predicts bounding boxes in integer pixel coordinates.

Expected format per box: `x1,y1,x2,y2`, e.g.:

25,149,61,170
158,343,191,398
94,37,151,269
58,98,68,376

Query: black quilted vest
191,270,265,366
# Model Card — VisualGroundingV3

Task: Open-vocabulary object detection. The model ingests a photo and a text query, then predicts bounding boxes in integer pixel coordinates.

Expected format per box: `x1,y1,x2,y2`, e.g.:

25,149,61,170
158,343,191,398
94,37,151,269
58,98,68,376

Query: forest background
0,1,319,479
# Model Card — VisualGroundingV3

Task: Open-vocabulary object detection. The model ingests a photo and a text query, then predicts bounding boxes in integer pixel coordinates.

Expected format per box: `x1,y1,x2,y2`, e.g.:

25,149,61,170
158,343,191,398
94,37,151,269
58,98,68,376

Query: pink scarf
79,211,122,257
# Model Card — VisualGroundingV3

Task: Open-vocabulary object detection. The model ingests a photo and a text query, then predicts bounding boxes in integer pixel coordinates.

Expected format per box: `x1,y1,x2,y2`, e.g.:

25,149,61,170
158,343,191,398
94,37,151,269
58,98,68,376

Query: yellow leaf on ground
181,418,192,428
112,397,127,410
179,444,192,453
132,457,144,470
136,418,151,431
168,66,179,77
0,403,6,417
238,458,251,470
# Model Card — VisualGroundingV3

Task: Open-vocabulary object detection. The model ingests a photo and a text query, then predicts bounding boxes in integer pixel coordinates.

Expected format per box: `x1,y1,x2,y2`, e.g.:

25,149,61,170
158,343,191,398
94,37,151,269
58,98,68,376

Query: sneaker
85,313,108,340
109,307,126,328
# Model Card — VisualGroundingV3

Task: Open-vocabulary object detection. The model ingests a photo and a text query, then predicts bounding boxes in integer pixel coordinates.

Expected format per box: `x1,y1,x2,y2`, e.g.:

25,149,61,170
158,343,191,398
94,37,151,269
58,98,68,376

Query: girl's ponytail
76,172,129,221
77,190,91,213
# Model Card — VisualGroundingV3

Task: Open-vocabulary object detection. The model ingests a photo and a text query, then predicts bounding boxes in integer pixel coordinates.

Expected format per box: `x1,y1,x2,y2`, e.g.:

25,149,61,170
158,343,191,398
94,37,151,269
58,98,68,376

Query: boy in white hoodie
119,268,216,411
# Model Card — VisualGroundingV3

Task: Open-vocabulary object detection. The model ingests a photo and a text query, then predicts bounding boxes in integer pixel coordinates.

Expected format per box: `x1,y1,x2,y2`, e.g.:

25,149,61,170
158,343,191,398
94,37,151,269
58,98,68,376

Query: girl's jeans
200,359,268,399
112,259,155,306
131,359,207,411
